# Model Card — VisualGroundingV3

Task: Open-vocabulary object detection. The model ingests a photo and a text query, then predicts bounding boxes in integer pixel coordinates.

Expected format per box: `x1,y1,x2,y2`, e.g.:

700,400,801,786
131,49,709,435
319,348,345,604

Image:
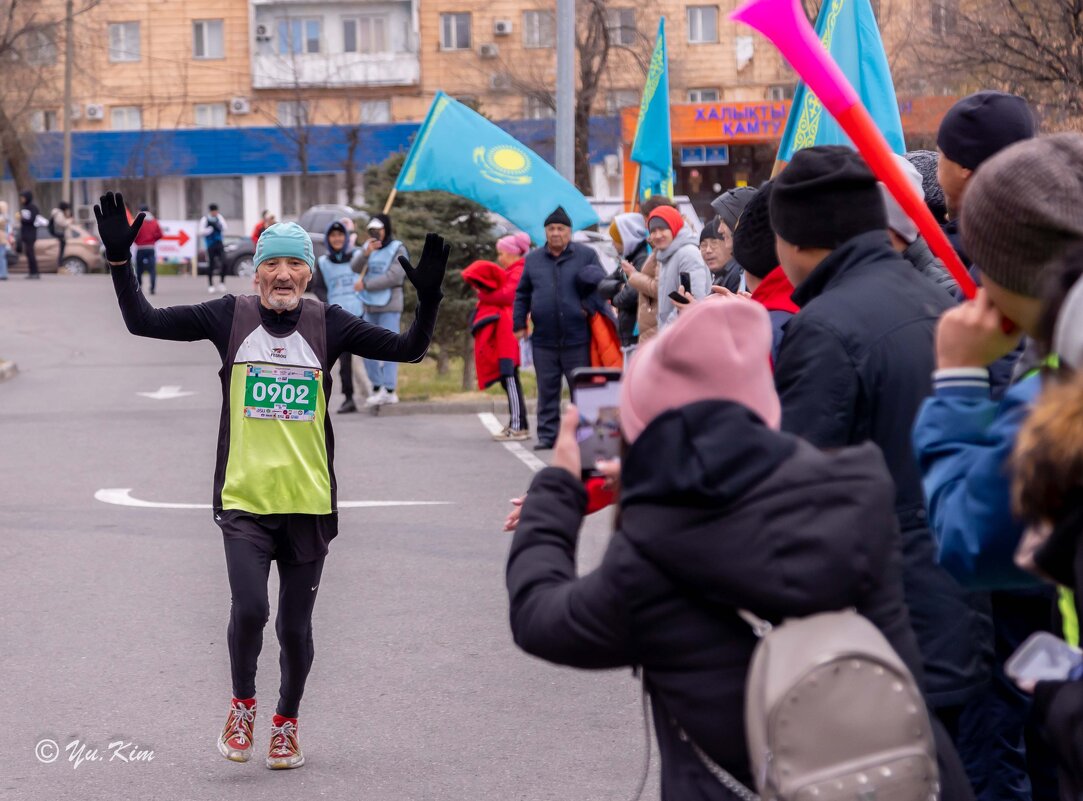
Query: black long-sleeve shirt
110,261,438,364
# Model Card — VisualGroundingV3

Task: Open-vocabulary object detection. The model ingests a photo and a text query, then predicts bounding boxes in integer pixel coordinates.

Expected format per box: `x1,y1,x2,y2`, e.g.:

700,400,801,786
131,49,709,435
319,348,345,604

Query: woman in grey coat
353,213,408,406
647,206,711,331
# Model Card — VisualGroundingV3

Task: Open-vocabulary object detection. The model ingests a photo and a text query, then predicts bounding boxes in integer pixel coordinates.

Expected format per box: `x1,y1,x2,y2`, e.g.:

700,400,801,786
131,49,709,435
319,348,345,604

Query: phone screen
571,371,622,477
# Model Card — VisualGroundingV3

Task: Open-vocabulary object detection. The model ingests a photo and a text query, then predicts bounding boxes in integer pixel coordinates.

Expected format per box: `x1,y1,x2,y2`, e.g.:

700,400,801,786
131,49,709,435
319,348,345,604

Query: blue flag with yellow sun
395,92,598,243
631,19,674,200
775,0,904,166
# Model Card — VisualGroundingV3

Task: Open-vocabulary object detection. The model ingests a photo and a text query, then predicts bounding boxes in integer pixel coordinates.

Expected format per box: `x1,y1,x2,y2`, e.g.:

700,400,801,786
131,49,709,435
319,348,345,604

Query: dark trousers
24,236,37,275
533,343,590,445
207,241,226,285
221,531,325,718
338,352,353,400
500,368,528,432
56,235,66,267
135,248,156,293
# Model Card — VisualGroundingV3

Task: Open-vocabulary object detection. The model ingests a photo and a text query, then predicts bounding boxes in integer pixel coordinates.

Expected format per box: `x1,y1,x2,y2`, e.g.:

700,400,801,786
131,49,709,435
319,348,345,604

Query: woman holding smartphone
353,214,407,406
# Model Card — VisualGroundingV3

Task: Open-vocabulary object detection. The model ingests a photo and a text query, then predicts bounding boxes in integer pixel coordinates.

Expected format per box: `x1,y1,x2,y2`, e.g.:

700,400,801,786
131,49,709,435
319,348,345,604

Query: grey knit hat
961,133,1083,298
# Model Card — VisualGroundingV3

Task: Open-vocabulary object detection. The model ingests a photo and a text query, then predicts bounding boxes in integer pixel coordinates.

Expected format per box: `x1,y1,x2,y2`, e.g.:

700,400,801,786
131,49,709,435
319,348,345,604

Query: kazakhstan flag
631,19,673,200
775,0,904,165
395,92,598,244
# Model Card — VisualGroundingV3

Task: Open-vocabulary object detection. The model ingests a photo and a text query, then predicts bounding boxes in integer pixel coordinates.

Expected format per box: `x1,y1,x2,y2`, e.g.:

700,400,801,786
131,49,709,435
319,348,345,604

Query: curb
369,398,538,417
0,360,17,384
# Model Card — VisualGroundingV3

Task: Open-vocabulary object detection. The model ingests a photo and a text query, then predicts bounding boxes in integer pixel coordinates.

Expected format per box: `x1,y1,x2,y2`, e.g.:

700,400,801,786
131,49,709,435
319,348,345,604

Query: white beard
265,293,300,311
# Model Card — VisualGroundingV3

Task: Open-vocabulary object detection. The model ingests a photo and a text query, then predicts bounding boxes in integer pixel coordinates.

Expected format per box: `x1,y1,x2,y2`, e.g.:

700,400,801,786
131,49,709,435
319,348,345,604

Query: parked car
197,234,256,277
574,230,620,272
10,224,106,274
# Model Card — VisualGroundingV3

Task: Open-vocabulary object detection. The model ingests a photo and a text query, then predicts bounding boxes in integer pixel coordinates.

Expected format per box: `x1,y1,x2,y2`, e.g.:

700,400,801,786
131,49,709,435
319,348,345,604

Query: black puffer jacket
597,239,648,347
773,230,993,708
903,237,960,300
507,401,972,801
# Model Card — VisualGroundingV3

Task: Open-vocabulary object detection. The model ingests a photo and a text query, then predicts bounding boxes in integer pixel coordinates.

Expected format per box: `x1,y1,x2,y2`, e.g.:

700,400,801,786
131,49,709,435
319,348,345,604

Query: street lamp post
555,0,575,184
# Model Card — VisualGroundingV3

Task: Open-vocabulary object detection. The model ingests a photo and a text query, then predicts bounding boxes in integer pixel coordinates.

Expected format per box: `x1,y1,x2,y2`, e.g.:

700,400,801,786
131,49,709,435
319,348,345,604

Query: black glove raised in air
94,192,145,264
399,233,451,303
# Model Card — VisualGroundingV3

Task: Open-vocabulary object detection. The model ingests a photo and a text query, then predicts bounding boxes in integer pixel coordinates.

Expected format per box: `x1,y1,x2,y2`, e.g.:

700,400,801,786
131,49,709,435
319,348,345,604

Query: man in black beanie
513,206,605,449
771,147,989,759
937,91,1035,265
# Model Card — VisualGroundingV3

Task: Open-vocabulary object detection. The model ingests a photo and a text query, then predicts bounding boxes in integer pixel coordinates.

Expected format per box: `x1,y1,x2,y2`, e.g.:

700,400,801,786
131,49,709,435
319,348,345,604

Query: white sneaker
383,391,399,405
365,387,387,407
208,285,217,294
217,283,227,293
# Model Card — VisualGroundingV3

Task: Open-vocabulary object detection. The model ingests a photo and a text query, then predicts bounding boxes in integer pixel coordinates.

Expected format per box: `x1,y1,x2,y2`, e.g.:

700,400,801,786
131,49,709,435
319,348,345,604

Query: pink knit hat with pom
497,231,532,256
619,296,780,443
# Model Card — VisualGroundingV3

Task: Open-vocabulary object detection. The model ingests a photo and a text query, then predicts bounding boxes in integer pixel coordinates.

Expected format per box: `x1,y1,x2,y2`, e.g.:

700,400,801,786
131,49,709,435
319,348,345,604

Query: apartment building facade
7,0,955,230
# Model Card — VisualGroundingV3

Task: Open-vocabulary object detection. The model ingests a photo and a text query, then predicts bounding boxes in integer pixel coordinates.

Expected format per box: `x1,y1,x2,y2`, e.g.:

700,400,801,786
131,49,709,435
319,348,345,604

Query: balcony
253,52,420,89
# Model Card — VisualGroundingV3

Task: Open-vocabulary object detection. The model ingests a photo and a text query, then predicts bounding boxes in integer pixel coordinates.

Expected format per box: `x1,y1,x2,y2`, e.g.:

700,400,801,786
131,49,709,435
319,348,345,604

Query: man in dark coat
19,189,40,279
513,206,605,450
507,298,973,801
770,147,994,740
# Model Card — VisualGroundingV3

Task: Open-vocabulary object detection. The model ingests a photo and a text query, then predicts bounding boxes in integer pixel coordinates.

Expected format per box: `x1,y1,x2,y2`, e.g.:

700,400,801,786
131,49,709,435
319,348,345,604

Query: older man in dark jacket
770,147,993,737
513,206,605,450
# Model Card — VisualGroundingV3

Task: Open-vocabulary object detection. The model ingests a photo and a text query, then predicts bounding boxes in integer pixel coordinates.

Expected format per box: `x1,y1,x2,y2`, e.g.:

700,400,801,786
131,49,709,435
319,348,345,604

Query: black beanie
770,146,887,249
710,186,758,232
700,218,723,244
733,182,778,279
544,206,572,227
937,91,1035,171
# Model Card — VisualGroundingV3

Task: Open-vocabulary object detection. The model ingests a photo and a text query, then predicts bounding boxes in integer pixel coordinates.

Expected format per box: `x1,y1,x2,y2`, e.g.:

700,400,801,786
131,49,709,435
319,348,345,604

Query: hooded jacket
507,400,972,801
351,213,407,314
598,238,649,347
773,230,993,707
312,222,362,316
463,259,520,389
903,237,961,299
654,228,711,330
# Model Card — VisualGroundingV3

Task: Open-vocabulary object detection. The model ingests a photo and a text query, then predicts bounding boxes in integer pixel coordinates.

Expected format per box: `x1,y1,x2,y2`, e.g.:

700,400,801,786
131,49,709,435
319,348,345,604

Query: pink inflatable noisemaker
731,0,977,298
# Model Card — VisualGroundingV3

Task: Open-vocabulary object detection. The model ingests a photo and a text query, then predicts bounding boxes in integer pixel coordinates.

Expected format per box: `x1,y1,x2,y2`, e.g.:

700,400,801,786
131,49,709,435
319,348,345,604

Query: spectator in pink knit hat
504,293,971,801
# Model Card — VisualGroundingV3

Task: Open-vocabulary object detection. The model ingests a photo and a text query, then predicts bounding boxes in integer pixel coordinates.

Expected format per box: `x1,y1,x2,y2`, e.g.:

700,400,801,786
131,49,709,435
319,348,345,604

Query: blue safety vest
316,254,363,317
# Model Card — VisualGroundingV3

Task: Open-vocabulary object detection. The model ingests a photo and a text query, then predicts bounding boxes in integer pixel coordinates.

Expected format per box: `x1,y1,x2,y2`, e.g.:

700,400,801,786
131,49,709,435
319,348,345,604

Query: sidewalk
370,397,538,417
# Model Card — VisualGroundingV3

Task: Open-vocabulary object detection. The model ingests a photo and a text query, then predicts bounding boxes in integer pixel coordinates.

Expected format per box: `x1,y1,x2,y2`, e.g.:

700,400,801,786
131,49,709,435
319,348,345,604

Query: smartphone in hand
679,273,692,294
1006,631,1083,691
570,368,622,480
668,290,691,305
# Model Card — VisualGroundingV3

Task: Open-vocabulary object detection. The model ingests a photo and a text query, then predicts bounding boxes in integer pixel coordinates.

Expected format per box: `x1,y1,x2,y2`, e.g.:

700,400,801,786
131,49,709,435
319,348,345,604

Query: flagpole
632,164,642,211
382,189,397,215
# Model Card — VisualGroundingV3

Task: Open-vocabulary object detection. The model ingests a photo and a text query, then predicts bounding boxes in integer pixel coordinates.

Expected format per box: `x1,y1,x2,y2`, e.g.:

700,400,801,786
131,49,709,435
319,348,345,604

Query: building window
688,88,720,103
605,90,640,113
193,20,225,59
931,0,957,35
110,106,142,130
687,6,718,44
195,103,227,128
278,18,321,55
343,16,390,54
276,100,309,127
108,22,141,62
186,176,243,221
605,8,636,46
522,11,554,48
360,99,391,123
767,84,795,101
25,27,57,66
440,13,471,50
524,95,555,119
29,110,59,132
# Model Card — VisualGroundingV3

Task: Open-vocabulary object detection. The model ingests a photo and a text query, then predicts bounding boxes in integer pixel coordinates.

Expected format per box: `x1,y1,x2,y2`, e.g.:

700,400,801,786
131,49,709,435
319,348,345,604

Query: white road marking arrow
94,488,450,510
137,385,196,400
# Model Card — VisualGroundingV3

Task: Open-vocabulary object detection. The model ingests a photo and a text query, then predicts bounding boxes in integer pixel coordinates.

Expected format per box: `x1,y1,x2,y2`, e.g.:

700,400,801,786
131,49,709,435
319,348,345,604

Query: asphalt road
0,274,655,801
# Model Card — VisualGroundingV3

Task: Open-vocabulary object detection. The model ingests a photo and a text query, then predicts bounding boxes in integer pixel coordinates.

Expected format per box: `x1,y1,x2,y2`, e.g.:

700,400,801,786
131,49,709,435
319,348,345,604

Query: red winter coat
463,259,522,390
134,217,164,247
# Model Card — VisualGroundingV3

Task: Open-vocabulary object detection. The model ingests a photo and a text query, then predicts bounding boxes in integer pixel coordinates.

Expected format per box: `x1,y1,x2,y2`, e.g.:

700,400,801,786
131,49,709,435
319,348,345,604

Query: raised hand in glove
399,233,450,303
95,192,145,264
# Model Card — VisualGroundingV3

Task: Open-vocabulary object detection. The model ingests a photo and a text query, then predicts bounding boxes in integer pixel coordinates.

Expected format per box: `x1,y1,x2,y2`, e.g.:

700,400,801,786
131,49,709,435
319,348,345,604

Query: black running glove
95,192,145,264
400,233,450,303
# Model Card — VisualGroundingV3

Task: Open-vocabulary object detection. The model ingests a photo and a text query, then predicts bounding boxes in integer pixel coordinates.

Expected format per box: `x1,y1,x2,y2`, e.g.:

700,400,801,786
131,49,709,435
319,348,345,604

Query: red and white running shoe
266,714,305,769
217,697,256,763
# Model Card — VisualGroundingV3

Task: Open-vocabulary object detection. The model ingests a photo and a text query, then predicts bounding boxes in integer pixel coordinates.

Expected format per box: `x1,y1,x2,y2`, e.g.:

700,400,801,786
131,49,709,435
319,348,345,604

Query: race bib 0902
243,364,320,421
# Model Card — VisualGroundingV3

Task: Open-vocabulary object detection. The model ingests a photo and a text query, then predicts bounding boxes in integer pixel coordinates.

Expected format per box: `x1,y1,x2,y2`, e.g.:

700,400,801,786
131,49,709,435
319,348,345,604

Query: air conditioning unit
479,43,500,59
84,103,104,121
255,23,272,42
493,19,513,36
489,73,512,92
603,154,621,178
230,97,251,115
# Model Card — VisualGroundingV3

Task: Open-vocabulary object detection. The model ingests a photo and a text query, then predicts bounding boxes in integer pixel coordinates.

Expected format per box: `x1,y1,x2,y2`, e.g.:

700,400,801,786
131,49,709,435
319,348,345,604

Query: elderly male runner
95,193,448,769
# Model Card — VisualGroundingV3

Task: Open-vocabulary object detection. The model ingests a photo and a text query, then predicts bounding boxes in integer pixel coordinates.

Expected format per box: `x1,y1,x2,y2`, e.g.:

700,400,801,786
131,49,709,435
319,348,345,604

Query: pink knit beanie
619,296,781,443
497,231,532,256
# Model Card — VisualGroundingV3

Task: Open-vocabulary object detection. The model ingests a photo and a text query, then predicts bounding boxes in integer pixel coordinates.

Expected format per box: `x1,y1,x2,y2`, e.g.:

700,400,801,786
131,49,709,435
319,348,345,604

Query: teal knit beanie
254,222,315,270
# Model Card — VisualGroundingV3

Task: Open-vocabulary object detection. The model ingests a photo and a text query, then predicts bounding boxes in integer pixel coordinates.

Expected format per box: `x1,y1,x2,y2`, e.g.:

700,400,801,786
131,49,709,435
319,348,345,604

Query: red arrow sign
162,230,190,247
